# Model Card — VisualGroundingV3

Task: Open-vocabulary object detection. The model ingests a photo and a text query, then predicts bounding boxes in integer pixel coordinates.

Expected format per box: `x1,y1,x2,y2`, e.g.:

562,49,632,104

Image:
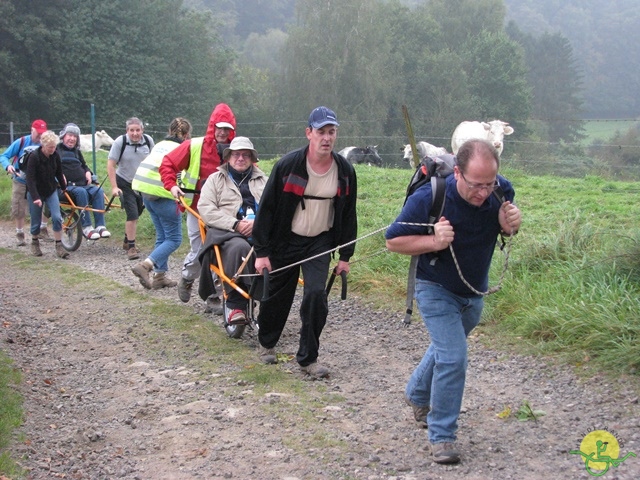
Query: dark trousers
222,236,253,310
258,232,332,366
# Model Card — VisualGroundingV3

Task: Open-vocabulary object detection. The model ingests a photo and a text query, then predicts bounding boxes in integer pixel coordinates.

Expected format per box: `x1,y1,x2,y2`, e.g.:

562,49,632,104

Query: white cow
450,120,514,157
78,130,115,152
402,141,448,168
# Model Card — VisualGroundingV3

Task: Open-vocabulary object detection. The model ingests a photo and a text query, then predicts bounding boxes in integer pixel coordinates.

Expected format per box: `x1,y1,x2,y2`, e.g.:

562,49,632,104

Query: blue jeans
27,191,62,235
143,196,182,273
405,279,483,444
67,185,106,228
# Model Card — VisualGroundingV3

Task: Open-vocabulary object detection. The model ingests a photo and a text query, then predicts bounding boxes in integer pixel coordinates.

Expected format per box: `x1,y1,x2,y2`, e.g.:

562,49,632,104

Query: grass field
583,119,638,144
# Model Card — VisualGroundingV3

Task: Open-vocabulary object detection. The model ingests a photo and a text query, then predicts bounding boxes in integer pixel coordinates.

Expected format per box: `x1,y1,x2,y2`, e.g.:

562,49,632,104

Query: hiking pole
233,246,254,281
402,105,420,169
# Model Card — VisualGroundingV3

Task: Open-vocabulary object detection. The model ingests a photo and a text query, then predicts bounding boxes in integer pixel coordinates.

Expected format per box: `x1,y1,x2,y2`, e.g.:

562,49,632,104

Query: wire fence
2,119,640,177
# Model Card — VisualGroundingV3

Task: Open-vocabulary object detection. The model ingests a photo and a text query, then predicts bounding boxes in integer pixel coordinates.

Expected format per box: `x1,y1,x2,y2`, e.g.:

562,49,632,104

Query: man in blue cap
252,106,358,378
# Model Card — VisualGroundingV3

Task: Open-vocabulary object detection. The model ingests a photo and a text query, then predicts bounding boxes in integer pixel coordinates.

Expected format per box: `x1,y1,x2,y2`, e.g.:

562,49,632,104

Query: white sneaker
96,226,111,238
83,227,100,240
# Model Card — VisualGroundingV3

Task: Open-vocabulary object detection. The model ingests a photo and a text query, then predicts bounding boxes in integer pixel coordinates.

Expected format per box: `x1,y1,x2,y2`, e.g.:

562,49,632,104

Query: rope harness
238,222,514,298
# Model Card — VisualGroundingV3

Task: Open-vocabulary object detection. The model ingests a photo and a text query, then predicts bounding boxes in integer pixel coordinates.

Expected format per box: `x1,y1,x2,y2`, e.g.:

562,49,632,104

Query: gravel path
1,222,639,479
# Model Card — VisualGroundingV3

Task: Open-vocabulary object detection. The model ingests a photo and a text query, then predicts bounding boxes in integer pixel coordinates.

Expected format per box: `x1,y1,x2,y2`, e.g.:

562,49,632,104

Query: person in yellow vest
130,118,192,289
159,103,236,313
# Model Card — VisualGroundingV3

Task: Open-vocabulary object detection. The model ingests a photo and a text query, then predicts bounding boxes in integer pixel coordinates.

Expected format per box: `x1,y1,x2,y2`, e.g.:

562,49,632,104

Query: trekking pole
402,105,420,169
233,246,254,281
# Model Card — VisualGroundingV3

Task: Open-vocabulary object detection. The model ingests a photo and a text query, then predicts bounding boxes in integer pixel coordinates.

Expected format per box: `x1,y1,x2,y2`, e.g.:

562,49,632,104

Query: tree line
0,0,586,162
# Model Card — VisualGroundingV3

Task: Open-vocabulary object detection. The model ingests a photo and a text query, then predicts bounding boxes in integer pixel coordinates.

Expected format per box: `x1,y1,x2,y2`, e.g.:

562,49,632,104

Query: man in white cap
252,106,358,378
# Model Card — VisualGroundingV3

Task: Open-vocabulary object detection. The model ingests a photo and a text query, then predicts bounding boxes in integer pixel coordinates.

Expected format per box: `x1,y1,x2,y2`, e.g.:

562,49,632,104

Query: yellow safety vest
180,137,204,206
131,139,180,199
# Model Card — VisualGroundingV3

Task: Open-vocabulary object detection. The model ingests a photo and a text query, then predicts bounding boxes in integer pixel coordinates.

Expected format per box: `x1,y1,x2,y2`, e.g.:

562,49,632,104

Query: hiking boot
122,239,129,250
258,346,277,365
31,238,42,257
430,442,461,464
38,227,54,242
127,247,140,260
55,242,69,259
178,278,193,303
300,362,329,379
16,232,26,246
227,309,247,325
405,395,429,428
131,261,153,289
204,296,223,315
152,272,178,289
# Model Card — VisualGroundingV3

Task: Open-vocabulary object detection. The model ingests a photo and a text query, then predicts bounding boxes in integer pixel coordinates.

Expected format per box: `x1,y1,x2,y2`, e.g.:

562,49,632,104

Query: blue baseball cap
308,106,339,129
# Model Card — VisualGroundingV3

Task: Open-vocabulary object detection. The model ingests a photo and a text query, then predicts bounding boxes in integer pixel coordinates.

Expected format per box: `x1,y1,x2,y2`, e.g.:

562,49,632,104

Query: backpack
10,137,25,171
401,153,505,324
116,133,153,163
13,143,39,178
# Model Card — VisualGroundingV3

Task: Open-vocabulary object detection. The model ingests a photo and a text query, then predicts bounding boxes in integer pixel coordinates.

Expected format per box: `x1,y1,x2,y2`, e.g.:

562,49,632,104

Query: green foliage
515,400,545,422
0,0,234,128
0,351,24,477
508,25,585,143
591,122,640,173
462,30,531,129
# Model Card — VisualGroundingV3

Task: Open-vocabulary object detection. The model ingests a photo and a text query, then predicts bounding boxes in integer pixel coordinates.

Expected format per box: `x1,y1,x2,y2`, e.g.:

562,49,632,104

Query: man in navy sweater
386,139,521,464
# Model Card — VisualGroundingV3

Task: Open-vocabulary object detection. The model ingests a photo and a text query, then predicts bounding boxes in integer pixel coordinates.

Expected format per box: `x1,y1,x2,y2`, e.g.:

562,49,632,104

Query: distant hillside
184,0,638,118
504,0,640,117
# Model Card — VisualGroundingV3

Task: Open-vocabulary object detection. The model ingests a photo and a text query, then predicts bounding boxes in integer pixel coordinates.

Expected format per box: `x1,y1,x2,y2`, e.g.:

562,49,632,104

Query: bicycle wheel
61,210,82,251
223,300,246,339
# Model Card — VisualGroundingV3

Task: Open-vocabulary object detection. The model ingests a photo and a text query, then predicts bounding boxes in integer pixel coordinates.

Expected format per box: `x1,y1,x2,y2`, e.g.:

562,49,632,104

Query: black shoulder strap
493,184,509,249
117,136,127,164
428,176,446,233
404,176,447,325
117,134,151,163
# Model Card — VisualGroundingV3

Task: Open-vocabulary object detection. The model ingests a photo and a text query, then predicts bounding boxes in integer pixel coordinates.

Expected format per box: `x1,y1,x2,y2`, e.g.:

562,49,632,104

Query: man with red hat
0,119,53,246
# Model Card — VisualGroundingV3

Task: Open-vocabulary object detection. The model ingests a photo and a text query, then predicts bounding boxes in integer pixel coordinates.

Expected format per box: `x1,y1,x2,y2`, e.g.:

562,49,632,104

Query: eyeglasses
460,171,499,192
230,152,252,160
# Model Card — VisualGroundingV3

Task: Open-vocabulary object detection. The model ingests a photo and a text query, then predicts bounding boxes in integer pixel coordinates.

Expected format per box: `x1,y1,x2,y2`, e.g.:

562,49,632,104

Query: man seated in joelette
56,123,111,240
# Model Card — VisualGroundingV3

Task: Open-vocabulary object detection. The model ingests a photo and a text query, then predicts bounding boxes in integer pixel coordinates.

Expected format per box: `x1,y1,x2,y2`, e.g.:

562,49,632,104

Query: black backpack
14,144,39,174
116,133,153,163
401,153,505,324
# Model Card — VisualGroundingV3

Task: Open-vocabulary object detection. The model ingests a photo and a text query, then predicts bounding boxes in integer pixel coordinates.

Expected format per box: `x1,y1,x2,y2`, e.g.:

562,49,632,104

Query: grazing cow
451,120,514,157
78,130,115,152
402,141,448,168
338,145,383,166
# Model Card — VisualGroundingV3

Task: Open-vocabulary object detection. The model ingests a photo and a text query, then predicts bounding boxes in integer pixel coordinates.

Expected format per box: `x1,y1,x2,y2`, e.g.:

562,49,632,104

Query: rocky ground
1,222,640,480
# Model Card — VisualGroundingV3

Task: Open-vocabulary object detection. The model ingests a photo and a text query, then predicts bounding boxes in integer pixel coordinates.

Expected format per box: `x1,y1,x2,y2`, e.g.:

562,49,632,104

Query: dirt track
1,223,640,479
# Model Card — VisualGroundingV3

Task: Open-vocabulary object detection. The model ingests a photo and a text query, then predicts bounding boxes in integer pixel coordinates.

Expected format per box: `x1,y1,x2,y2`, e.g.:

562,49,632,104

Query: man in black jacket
253,106,358,378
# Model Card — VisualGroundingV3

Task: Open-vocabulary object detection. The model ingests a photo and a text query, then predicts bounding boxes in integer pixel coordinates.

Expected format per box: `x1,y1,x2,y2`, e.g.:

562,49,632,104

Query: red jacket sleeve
159,140,192,191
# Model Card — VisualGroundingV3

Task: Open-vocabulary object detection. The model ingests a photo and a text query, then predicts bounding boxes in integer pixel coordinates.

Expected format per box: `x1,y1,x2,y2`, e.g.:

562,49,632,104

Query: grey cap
59,123,81,138
223,136,258,162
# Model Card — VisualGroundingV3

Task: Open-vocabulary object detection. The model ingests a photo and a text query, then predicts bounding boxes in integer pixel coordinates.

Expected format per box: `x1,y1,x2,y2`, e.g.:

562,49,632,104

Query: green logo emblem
570,429,636,476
